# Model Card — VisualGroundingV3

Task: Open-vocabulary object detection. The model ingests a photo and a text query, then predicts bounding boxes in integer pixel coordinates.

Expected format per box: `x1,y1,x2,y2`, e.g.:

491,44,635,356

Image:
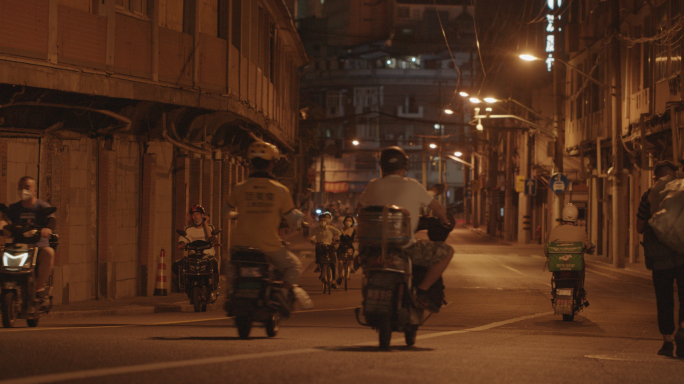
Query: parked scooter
176,228,221,312
546,241,593,321
0,204,59,328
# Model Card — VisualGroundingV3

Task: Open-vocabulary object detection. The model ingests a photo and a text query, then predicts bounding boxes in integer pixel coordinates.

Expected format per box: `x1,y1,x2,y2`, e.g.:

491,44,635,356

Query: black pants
652,264,684,335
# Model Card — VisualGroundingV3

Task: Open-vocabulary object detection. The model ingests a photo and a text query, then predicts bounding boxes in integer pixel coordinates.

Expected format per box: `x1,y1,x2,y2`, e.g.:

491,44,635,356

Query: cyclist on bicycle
310,211,341,288
336,215,356,285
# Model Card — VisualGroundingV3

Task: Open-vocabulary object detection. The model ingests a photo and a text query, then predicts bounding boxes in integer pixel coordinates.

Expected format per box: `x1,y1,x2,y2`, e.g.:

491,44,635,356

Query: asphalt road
0,227,681,384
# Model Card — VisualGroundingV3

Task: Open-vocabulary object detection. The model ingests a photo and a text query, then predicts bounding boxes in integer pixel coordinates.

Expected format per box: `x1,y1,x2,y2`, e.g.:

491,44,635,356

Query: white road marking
502,265,526,276
584,354,676,363
0,312,554,384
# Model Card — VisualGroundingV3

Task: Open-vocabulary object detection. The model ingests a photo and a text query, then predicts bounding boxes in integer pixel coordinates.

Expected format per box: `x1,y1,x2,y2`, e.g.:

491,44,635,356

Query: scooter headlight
3,252,30,268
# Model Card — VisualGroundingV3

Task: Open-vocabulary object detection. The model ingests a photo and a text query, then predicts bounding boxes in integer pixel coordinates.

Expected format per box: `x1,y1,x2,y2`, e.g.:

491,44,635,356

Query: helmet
654,160,677,174
189,205,205,214
561,204,579,223
380,146,409,174
318,211,332,221
247,140,279,161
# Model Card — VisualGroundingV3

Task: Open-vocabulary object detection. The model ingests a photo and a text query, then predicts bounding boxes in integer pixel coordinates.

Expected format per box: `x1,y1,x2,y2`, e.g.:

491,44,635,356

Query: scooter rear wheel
378,317,392,351
562,314,575,322
1,290,17,328
236,315,252,339
27,318,39,327
192,286,202,313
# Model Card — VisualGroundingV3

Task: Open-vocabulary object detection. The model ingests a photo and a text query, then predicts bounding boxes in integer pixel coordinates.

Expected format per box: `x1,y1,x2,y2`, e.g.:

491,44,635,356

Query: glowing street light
469,97,482,104
444,108,454,115
483,97,498,103
519,54,539,61
352,140,359,146
459,92,469,97
454,151,463,157
429,143,437,149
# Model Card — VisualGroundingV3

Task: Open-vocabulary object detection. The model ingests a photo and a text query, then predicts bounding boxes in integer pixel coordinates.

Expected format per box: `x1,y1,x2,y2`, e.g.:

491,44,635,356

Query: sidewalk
45,229,316,319
465,225,652,285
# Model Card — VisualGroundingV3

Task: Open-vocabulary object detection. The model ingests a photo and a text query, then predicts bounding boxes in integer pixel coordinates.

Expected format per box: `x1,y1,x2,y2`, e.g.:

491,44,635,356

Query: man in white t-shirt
358,146,454,312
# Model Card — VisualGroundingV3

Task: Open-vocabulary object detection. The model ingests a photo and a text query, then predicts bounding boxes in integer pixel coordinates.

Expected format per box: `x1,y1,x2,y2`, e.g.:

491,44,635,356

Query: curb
585,261,652,285
45,300,224,319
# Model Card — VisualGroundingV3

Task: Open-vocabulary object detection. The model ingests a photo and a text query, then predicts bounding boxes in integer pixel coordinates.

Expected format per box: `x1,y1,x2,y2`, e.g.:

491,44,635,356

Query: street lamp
429,143,437,149
352,140,359,146
454,151,463,157
518,53,613,90
444,108,454,115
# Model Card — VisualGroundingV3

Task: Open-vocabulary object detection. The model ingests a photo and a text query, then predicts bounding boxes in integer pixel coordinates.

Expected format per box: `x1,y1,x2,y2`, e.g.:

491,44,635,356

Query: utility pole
610,0,626,268
518,131,531,244
504,131,514,241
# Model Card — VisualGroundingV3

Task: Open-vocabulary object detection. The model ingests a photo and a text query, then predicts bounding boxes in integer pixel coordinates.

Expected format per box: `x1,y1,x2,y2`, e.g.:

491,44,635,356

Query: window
326,91,343,117
655,43,669,81
406,94,418,114
232,0,242,50
116,0,149,17
354,87,382,114
397,6,410,18
218,0,229,39
183,0,196,35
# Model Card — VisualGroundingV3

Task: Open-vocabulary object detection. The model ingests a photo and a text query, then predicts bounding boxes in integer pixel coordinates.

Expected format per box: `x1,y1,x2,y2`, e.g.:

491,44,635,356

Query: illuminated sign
545,0,563,71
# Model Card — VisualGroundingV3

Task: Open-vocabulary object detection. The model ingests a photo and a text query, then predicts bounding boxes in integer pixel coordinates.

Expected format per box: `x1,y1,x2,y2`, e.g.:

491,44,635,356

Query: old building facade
0,0,306,304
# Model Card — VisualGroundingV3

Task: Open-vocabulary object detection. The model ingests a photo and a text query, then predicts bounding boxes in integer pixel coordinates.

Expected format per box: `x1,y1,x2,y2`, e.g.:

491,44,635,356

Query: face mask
344,221,352,227
19,189,32,202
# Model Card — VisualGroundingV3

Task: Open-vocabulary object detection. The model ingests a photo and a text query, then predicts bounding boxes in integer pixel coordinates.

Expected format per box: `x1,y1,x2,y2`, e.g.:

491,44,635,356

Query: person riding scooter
546,203,595,304
224,139,308,316
172,205,219,292
0,176,56,299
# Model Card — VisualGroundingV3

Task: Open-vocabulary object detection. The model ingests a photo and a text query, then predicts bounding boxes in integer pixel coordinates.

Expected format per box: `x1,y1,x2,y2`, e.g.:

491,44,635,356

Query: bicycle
337,245,355,291
314,242,337,295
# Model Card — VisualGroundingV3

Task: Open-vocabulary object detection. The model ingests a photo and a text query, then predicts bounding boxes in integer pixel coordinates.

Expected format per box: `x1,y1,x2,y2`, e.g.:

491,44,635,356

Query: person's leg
413,242,453,291
266,248,302,291
652,268,676,353
673,264,684,356
35,247,55,292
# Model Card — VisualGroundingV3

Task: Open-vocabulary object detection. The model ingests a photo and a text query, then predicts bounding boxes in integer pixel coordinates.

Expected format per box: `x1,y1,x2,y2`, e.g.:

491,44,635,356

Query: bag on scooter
546,241,584,272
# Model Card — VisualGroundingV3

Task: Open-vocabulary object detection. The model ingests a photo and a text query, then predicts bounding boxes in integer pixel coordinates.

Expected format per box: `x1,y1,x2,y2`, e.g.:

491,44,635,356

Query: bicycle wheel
343,262,349,291
326,264,332,295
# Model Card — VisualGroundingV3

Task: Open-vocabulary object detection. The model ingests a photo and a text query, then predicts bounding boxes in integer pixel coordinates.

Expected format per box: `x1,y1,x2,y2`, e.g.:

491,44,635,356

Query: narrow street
0,227,679,384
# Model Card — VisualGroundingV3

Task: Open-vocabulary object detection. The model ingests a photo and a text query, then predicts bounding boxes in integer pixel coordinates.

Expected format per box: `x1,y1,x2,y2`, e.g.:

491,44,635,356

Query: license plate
240,267,262,278
367,289,392,301
556,288,573,296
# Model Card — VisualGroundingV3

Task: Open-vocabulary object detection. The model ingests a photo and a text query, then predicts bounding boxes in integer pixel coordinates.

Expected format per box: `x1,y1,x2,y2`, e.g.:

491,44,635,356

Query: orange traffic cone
154,249,168,296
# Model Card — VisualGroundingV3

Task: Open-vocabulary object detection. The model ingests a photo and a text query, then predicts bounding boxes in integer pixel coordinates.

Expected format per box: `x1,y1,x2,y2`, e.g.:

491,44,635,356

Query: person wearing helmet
172,205,219,292
309,211,342,287
358,146,454,312
636,160,684,357
225,140,306,315
546,203,595,305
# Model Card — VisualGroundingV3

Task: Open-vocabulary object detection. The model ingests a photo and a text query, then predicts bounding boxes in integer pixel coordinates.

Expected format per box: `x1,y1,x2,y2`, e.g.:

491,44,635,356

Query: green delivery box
546,241,584,272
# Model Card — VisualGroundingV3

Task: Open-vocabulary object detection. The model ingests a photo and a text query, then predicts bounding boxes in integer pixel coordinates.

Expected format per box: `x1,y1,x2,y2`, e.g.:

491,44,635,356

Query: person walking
636,160,684,357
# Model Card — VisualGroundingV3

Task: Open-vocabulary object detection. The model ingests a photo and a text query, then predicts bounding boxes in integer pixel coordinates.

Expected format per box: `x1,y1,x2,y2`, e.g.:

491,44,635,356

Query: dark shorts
406,240,452,268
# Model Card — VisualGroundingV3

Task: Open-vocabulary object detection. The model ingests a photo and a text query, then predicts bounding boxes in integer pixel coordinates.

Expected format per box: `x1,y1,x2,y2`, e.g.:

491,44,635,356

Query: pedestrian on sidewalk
636,160,684,358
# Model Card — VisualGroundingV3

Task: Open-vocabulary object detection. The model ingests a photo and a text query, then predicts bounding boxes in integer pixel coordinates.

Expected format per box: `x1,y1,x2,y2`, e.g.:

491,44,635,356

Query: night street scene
1,0,684,383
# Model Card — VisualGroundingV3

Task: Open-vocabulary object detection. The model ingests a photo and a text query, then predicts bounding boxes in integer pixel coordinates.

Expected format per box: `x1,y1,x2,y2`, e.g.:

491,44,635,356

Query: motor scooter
0,204,59,328
547,241,593,321
176,228,221,312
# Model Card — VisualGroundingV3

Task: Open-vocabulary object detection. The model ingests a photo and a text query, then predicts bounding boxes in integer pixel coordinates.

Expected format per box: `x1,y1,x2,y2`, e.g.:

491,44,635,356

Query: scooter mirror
0,203,8,216
211,229,222,236
176,229,188,237
39,207,57,216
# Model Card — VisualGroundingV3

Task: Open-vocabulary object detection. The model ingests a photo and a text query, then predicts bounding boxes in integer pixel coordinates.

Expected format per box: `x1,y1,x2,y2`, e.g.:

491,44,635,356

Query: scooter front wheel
1,290,18,328
562,314,575,322
27,318,39,327
192,286,202,312
265,315,279,337
378,316,392,350
405,325,418,346
236,315,252,339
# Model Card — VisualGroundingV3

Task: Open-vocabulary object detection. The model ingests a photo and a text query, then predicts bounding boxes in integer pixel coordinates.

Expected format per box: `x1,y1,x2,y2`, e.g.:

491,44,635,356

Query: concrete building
298,0,476,214
0,0,306,304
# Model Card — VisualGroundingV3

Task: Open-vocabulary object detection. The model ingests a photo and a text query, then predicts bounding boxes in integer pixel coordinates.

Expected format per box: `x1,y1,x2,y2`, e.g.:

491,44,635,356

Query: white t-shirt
358,175,435,245
179,224,216,256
